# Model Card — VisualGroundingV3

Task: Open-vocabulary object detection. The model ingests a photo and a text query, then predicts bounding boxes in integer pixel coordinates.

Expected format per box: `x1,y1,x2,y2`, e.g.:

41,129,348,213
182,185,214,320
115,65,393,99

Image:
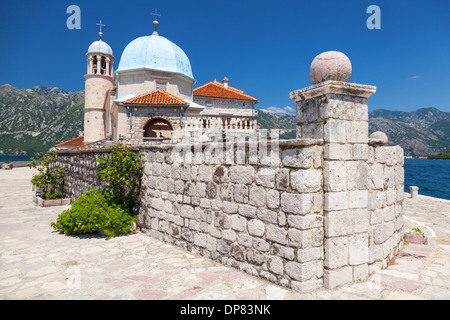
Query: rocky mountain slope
0,84,84,154
368,108,450,157
0,84,447,157
258,107,449,157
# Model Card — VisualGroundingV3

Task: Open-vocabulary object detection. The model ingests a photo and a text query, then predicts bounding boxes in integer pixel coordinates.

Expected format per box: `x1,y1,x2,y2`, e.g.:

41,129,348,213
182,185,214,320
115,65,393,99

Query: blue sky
0,0,449,113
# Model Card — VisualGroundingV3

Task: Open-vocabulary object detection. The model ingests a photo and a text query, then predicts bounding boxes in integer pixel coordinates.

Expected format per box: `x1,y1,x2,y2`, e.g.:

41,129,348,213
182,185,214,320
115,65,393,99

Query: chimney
222,77,229,88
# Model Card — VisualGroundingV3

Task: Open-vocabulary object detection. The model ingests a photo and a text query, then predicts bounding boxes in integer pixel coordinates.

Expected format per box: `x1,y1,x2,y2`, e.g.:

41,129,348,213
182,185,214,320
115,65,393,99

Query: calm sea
1,156,449,200
404,159,450,200
0,155,35,163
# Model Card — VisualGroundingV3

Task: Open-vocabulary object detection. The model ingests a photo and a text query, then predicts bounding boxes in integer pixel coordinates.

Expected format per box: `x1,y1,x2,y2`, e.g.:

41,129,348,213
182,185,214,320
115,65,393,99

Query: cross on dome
96,20,105,38
151,10,161,35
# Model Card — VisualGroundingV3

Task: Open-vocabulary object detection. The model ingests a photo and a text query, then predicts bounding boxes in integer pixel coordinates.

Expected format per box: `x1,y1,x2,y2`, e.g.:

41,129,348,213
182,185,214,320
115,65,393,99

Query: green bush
96,142,143,211
28,150,66,199
50,189,136,239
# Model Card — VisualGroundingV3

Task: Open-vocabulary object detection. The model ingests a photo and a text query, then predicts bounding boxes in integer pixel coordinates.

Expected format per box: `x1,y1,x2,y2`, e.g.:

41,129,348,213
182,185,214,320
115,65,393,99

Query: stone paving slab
1,168,449,300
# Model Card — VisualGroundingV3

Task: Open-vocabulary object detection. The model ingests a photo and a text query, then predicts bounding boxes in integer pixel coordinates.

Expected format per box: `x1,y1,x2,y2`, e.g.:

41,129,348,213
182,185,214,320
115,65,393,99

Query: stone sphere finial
310,51,352,85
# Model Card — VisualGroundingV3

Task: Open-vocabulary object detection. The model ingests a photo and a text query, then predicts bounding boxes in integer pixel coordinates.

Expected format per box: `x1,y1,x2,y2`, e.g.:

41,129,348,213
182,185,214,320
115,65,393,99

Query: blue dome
88,40,113,56
116,35,194,81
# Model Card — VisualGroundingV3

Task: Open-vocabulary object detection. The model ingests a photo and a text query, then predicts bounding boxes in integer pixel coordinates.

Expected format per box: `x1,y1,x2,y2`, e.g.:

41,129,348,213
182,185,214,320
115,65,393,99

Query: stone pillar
290,51,376,289
106,57,110,76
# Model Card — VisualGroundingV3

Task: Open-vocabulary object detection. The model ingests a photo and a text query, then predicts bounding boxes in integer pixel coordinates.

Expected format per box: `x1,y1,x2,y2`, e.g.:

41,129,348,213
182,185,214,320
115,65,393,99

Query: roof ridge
122,88,188,105
193,81,258,102
57,135,84,146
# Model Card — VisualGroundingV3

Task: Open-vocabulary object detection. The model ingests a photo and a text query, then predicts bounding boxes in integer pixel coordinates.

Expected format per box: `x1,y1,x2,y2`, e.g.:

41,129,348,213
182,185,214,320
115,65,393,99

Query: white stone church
57,19,259,149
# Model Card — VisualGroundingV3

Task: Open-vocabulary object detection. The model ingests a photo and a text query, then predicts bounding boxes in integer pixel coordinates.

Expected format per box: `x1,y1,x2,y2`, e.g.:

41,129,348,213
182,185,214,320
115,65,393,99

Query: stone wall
53,150,107,200
368,144,404,272
55,80,405,293
136,140,326,292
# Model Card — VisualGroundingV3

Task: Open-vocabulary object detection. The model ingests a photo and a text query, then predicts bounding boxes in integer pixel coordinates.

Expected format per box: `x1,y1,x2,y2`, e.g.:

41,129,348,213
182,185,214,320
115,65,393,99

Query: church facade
73,21,258,149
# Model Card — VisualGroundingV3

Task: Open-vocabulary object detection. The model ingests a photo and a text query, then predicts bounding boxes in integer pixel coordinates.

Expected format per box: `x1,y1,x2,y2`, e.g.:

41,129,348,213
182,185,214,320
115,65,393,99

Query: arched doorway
144,118,173,139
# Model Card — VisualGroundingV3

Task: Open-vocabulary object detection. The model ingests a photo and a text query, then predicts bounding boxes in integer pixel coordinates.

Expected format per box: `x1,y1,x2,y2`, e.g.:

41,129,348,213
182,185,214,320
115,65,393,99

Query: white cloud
410,75,420,80
260,106,295,115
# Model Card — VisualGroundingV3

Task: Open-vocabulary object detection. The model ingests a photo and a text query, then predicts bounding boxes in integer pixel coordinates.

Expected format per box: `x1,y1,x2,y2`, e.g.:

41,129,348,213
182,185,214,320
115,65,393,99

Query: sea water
404,159,450,200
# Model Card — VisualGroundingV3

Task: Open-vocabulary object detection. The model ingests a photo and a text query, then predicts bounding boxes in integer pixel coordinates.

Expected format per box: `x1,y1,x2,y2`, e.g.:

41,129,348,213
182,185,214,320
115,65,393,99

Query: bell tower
84,20,115,143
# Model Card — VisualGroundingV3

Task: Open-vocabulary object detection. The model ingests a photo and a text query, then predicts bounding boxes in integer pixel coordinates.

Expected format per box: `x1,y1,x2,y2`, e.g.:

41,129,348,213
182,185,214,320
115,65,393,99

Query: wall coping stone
290,80,377,101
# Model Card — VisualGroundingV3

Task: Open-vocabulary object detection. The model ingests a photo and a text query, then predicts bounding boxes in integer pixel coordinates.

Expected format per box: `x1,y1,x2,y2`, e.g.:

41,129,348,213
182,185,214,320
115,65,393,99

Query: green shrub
96,142,143,211
28,150,66,199
50,189,136,239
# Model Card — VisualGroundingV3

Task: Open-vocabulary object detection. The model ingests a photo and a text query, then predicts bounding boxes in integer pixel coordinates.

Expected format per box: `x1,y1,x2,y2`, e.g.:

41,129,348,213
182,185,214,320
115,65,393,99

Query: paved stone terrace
1,167,449,300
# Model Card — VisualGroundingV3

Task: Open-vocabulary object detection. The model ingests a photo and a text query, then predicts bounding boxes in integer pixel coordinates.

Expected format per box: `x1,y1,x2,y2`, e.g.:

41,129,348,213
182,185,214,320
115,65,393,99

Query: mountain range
0,84,448,158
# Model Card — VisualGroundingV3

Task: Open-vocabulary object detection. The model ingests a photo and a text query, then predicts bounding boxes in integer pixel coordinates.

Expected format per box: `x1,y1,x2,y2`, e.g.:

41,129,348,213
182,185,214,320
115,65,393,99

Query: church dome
116,35,194,81
88,40,113,56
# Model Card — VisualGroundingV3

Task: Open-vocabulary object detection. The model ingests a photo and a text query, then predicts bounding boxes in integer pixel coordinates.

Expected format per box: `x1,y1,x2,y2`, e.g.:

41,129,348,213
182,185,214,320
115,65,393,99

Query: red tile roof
57,136,84,147
122,89,188,106
193,81,258,102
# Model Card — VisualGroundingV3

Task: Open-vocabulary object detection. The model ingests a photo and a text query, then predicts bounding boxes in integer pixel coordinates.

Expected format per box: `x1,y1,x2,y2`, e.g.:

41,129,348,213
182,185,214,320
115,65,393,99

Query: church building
59,17,259,149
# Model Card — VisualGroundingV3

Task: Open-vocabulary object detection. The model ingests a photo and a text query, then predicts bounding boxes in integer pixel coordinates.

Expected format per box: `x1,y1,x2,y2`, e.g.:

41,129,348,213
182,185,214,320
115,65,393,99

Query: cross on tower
151,10,161,34
96,20,105,37
151,10,161,21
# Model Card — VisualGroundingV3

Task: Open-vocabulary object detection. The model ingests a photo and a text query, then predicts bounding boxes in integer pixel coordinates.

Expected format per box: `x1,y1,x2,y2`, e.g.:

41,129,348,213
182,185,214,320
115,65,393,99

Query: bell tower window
100,56,106,75
93,56,98,74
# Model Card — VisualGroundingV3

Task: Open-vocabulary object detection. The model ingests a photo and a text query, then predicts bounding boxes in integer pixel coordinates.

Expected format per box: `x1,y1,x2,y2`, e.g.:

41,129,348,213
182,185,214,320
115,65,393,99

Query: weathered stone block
345,121,368,144
324,266,353,289
324,192,348,211
230,166,254,185
373,222,394,244
256,168,275,188
222,229,237,242
325,210,354,237
238,204,256,219
281,193,311,215
324,143,353,160
249,186,266,207
349,233,369,266
300,123,323,139
297,247,322,263
266,189,280,210
290,169,322,193
247,219,265,237
281,148,312,168
349,190,368,209
275,168,290,190
230,214,247,232
296,98,318,123
222,201,238,214
285,261,315,281
323,161,347,192
324,236,348,269
324,119,346,143
217,239,230,254
253,238,270,252
194,233,207,248
256,208,278,224
268,255,284,275
266,224,287,245
288,228,309,248
287,214,323,230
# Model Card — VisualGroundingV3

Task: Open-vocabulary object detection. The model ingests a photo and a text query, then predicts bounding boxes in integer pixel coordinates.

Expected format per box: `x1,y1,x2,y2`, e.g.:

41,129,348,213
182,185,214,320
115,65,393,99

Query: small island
428,150,450,160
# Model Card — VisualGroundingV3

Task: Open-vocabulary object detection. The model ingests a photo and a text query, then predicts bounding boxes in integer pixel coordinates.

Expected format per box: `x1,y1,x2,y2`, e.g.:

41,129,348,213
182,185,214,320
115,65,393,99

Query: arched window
101,56,106,75
144,118,173,139
93,56,98,74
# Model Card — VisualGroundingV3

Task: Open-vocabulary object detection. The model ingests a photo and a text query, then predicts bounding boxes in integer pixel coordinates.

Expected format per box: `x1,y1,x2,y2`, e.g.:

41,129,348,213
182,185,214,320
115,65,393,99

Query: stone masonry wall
137,141,326,292
54,150,107,200
55,81,405,293
368,144,405,272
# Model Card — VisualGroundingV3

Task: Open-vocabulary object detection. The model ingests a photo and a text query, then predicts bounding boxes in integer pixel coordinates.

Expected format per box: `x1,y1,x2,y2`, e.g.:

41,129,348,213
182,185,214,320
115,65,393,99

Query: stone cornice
290,80,376,102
